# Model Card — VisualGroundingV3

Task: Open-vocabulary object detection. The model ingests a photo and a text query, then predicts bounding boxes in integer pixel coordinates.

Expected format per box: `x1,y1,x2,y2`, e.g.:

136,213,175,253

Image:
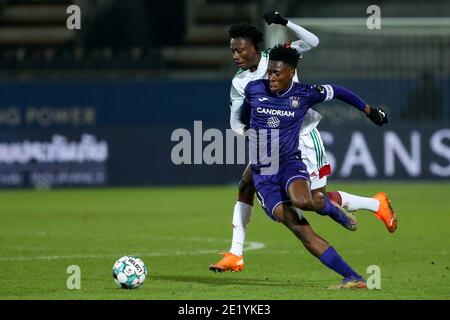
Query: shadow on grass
151,274,325,288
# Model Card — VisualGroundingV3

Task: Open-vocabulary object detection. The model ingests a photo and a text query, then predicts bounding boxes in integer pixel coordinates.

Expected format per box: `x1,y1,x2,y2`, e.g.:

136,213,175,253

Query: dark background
0,0,448,187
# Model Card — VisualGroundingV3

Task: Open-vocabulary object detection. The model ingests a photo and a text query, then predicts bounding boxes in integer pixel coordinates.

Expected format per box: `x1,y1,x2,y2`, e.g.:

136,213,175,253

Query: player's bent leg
238,164,256,204
273,204,366,289
210,199,248,272
330,191,379,212
328,190,397,233
274,203,329,257
297,132,356,230
287,180,316,212
231,164,255,255
288,179,357,231
210,166,254,273
310,186,358,231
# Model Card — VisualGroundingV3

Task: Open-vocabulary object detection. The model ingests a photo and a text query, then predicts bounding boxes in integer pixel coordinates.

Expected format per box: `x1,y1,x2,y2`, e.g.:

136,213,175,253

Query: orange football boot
209,252,244,272
373,192,397,233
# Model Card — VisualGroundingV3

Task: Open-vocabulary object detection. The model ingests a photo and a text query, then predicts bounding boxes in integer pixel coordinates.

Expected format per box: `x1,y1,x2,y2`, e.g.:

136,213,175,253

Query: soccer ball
112,255,147,289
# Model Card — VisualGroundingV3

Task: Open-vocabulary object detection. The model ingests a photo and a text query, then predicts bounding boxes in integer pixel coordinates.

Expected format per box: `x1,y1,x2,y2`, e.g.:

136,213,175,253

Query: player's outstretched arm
314,84,388,126
331,85,388,126
262,10,319,53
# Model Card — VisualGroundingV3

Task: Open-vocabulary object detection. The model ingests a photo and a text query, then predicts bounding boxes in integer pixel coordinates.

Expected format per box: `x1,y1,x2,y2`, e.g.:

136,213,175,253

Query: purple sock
318,196,340,218
319,246,362,280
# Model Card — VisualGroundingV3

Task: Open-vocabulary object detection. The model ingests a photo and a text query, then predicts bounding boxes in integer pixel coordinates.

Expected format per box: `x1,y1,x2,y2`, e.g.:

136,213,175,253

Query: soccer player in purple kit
243,44,379,289
210,11,395,274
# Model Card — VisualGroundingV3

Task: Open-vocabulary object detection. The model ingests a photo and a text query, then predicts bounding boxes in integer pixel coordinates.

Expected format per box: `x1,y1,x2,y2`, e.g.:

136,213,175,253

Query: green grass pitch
0,182,449,300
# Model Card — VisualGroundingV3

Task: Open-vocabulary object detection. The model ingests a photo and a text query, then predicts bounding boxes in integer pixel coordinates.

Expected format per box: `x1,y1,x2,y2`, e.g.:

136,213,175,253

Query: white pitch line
0,240,265,262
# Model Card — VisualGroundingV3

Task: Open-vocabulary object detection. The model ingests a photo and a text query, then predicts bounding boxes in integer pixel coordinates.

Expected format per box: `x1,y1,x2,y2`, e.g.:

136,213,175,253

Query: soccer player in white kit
210,11,396,273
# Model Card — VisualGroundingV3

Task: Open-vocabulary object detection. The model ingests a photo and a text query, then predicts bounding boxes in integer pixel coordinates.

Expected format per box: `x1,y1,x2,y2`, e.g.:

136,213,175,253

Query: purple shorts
252,159,310,221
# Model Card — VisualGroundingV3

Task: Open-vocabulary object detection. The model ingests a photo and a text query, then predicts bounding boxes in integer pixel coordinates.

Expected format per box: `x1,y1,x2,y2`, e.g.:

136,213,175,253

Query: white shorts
298,128,331,190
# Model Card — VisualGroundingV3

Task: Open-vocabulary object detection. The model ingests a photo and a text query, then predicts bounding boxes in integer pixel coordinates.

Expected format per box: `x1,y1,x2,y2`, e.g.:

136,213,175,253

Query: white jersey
229,50,322,137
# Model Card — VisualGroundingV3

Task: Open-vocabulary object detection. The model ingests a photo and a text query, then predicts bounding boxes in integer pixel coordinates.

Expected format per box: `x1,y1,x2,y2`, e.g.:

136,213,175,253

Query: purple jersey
244,79,368,221
244,80,332,170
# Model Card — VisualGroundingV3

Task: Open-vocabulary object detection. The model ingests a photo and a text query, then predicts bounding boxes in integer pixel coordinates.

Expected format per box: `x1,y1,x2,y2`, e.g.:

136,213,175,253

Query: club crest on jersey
290,96,300,109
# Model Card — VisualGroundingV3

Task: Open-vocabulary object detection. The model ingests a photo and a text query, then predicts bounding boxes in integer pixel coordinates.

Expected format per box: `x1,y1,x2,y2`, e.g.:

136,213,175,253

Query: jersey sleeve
289,40,313,56
285,20,320,56
308,84,368,111
230,78,245,110
229,79,247,135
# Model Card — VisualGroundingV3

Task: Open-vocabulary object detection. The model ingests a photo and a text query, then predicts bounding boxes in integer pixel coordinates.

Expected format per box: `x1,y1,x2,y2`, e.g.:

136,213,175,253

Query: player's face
267,61,295,93
230,37,259,70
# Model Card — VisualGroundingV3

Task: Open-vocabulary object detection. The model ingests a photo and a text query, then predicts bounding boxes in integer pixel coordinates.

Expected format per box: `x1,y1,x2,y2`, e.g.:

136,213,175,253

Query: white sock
229,201,253,256
338,191,380,212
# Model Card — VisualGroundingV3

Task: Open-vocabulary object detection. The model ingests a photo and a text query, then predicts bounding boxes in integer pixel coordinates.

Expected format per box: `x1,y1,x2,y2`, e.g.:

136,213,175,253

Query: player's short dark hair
269,44,300,69
228,24,263,50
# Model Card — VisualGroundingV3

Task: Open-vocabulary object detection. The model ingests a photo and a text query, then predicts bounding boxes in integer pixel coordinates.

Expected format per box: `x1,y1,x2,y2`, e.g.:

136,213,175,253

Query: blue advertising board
0,79,448,187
